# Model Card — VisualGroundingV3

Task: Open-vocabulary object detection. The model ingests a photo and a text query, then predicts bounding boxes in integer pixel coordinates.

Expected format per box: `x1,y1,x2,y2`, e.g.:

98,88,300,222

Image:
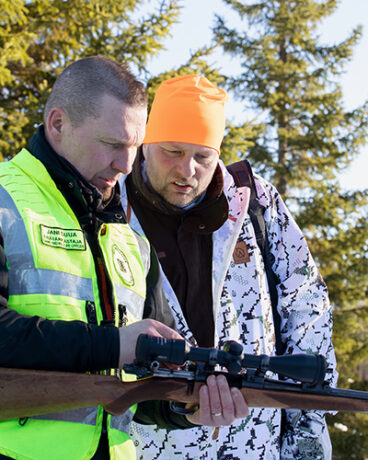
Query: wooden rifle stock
0,367,367,422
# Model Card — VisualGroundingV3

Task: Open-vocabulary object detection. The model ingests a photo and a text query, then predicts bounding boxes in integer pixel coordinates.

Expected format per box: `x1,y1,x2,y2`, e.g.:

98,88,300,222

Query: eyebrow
100,132,143,147
99,135,136,147
100,136,125,144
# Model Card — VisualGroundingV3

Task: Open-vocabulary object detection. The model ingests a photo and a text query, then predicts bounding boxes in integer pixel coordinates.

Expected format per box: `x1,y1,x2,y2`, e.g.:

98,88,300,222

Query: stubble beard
102,186,114,202
162,184,199,207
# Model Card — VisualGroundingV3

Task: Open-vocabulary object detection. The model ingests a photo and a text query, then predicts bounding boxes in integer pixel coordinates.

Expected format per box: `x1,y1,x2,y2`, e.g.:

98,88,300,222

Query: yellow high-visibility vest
0,149,150,460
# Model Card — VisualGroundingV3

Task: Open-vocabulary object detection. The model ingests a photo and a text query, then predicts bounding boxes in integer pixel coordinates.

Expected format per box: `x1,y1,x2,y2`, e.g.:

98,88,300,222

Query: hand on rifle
186,374,249,427
118,319,183,367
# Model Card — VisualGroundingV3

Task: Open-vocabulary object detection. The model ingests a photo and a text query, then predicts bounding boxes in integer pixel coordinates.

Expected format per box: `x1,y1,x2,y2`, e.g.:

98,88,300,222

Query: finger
207,375,223,418
147,319,183,340
118,319,182,366
231,387,250,418
186,384,209,425
216,375,236,421
199,384,210,414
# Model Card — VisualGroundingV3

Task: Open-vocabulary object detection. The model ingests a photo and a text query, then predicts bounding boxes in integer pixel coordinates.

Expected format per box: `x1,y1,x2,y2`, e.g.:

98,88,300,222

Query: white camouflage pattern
119,160,337,460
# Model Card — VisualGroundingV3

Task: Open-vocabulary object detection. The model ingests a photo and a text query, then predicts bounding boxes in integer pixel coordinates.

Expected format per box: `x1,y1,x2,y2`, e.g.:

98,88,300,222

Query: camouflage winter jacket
119,159,338,460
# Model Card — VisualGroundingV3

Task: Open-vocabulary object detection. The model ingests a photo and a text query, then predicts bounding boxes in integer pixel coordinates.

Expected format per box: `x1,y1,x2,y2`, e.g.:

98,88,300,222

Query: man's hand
186,374,249,427
118,319,183,367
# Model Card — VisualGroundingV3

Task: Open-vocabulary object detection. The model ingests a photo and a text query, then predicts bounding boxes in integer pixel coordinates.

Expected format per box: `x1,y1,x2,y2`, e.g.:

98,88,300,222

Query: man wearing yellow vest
0,57,248,460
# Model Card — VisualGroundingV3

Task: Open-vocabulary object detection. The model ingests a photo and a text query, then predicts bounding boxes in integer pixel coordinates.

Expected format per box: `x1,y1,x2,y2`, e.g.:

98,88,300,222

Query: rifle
0,335,367,422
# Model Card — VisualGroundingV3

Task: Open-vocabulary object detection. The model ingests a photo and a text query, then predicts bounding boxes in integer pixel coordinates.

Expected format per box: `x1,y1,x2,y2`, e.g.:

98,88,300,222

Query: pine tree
0,0,36,157
213,1,368,457
0,0,181,160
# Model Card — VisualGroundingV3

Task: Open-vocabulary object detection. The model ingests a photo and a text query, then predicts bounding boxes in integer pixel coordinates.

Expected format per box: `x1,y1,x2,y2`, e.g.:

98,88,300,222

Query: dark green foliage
327,407,368,460
0,0,181,160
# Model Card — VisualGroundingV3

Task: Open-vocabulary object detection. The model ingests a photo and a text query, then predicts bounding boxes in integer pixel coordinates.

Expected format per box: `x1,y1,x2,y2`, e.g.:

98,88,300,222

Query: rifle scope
135,334,326,386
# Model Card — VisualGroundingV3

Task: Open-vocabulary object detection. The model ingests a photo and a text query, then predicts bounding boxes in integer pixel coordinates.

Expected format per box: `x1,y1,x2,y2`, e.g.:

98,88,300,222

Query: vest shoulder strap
226,160,285,355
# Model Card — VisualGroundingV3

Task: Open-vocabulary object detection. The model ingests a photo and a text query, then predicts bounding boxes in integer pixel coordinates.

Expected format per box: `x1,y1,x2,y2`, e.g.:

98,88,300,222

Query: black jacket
0,127,192,430
126,149,228,347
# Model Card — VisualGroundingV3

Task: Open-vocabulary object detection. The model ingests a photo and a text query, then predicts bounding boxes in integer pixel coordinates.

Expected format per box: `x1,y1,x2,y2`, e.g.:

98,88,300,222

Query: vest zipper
91,223,115,325
96,256,114,323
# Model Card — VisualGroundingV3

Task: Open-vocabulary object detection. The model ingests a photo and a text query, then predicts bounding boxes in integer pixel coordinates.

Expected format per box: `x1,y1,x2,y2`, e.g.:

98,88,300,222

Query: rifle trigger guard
169,401,196,415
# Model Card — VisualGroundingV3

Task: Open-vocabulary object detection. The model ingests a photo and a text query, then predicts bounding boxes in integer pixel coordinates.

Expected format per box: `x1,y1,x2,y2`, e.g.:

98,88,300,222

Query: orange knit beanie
143,75,228,154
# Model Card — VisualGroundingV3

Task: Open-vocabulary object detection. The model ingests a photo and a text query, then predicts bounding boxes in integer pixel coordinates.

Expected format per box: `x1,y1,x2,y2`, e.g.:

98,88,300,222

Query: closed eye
195,154,214,164
162,148,182,156
102,141,123,150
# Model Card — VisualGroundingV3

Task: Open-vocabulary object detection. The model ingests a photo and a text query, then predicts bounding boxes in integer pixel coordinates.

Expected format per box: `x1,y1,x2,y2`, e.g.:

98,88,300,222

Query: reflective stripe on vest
31,407,98,425
0,149,150,460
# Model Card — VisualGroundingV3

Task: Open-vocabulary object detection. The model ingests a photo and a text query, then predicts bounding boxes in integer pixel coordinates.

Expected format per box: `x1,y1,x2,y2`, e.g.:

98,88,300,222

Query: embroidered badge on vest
112,244,135,286
233,241,250,264
40,224,86,250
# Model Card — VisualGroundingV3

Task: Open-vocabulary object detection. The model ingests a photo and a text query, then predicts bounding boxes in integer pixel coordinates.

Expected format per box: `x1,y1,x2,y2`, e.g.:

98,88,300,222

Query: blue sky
145,0,368,191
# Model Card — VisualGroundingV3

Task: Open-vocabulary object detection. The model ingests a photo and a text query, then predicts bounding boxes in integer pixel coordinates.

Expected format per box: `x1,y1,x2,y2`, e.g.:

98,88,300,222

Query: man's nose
112,146,137,175
176,156,196,178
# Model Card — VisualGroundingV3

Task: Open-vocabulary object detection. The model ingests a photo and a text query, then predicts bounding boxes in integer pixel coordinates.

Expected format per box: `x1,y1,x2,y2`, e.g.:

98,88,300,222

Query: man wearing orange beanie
119,75,337,459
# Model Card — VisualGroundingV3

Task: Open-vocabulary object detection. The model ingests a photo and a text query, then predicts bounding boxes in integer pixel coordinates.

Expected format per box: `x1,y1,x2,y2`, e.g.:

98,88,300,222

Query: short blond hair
43,55,147,126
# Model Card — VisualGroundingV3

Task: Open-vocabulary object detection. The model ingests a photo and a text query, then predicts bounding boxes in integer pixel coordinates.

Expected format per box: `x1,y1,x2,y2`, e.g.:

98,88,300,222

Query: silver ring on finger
211,412,222,417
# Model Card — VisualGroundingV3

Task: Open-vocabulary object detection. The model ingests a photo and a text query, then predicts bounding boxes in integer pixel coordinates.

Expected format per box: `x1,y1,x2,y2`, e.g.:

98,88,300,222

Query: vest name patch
233,241,250,264
40,225,86,250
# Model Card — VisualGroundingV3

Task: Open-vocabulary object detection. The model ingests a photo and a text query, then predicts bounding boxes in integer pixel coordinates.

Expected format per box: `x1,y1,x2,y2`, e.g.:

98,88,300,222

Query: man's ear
46,107,67,144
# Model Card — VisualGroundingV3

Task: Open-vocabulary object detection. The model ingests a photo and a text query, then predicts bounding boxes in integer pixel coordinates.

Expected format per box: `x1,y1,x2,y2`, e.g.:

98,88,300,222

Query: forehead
91,95,147,144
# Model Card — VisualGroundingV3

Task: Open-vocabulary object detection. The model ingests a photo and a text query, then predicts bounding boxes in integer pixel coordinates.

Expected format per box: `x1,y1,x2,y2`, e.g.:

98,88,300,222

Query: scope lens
268,354,326,385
